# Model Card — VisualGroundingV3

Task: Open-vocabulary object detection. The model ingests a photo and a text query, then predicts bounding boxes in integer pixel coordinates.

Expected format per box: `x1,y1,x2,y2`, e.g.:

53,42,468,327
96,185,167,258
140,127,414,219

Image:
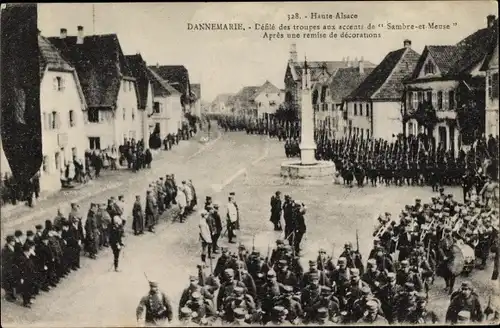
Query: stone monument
280,58,335,180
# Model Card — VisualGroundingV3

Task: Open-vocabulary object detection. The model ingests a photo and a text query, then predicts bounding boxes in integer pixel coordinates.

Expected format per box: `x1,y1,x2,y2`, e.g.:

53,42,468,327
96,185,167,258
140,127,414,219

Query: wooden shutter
492,72,499,99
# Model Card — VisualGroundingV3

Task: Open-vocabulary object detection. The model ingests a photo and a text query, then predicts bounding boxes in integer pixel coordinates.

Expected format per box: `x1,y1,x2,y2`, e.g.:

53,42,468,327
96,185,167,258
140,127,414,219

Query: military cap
401,260,409,267
224,268,235,277
22,243,32,252
404,282,415,291
35,224,43,230
71,202,78,206
443,207,450,213
14,230,23,237
447,194,453,198
361,286,371,295
135,195,140,199
238,244,246,250
62,221,71,227
415,198,421,202
221,246,229,252
26,230,34,237
180,307,192,317
321,286,332,294
318,248,326,253
191,291,202,300
276,239,284,245
229,192,235,196
283,285,294,294
317,307,328,318
251,250,260,257
457,311,471,321
213,204,219,209
387,272,396,281
267,270,276,277
415,292,427,302
366,300,379,311
439,187,444,192
461,281,472,289
189,275,198,281
41,233,49,240
5,235,15,243
344,242,352,248
444,226,452,232
308,260,316,266
278,259,288,266
338,257,347,264
350,268,360,276
385,212,391,216
367,259,376,266
206,196,212,200
234,307,247,319
149,281,158,287
182,180,186,184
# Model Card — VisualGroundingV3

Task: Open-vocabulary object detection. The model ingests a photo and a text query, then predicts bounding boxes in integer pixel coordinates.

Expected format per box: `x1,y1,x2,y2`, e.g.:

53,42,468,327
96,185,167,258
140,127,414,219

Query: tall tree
1,4,42,185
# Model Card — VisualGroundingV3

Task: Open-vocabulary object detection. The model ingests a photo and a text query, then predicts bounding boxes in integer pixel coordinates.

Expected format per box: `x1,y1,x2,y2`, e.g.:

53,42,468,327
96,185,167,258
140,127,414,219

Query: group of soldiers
158,185,499,326
1,171,200,309
1,199,126,308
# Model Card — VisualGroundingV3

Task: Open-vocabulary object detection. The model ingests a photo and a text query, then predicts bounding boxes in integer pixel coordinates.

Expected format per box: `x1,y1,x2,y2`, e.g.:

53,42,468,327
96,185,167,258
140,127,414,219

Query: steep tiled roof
149,65,190,96
38,34,73,79
235,86,260,106
212,93,234,105
146,67,181,97
347,48,420,101
48,34,133,108
426,45,462,76
450,19,498,75
329,67,375,103
256,80,281,96
125,54,150,110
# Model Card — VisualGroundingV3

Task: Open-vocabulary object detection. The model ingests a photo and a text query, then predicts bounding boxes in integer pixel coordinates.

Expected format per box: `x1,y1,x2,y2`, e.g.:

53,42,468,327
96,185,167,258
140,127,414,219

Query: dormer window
424,61,436,75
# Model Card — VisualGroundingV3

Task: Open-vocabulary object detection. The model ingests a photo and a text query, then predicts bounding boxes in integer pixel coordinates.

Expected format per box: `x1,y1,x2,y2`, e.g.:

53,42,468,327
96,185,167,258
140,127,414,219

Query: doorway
438,126,447,150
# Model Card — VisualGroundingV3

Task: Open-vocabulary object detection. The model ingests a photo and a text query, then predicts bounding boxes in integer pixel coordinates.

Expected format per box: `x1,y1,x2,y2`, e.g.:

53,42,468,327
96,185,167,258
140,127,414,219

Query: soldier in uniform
213,247,232,279
210,204,223,254
356,300,389,324
132,195,145,235
136,281,174,326
222,286,256,322
362,259,385,294
179,275,215,312
376,272,402,324
276,259,299,291
199,211,213,265
339,242,364,275
17,243,36,308
283,196,295,245
109,216,124,272
266,306,290,326
445,281,483,323
438,226,456,294
226,196,238,244
396,260,423,292
270,191,283,231
275,285,303,324
232,307,250,326
403,292,439,324
145,190,157,232
184,291,217,325
216,268,246,311
84,203,99,259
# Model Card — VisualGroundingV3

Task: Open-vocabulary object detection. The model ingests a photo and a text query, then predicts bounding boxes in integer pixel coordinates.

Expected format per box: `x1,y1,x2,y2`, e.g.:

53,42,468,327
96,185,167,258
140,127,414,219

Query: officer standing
403,292,439,324
226,196,238,244
445,281,483,323
270,191,283,231
136,281,174,325
17,243,36,308
109,216,124,272
2,235,18,302
132,195,145,235
199,211,213,265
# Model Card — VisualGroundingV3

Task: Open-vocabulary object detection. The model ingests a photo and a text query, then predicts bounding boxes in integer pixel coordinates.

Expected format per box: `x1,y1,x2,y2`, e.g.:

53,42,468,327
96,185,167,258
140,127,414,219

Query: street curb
2,132,222,231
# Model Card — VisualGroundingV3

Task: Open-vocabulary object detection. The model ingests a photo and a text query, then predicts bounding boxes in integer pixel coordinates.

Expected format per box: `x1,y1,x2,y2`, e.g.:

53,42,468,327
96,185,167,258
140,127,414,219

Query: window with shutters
132,109,135,120
366,104,370,117
437,91,443,110
123,81,127,92
417,92,423,104
426,91,432,103
123,108,126,121
153,102,161,114
69,110,75,127
54,152,60,171
359,105,363,116
354,103,357,116
42,155,49,173
54,76,65,91
489,72,499,99
424,61,435,75
88,108,99,123
42,112,47,130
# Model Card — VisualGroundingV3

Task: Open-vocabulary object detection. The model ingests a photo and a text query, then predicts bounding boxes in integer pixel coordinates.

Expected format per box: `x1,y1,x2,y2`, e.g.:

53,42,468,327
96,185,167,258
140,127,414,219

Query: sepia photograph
0,1,499,327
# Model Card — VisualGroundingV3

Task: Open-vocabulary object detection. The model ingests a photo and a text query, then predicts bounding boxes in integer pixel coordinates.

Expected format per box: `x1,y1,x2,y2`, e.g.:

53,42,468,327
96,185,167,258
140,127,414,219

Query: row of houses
209,80,285,119
1,26,202,193
282,14,498,155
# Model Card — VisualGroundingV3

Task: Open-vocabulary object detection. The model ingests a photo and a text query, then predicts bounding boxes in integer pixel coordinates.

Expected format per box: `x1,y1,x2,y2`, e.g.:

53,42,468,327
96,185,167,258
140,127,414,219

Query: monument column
300,60,317,165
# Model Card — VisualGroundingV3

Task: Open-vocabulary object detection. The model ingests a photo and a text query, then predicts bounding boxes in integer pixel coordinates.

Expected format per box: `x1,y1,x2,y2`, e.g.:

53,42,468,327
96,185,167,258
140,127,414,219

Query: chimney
76,26,84,44
359,60,364,75
156,62,159,69
346,56,351,67
289,43,297,63
487,15,495,28
60,28,67,39
403,39,412,48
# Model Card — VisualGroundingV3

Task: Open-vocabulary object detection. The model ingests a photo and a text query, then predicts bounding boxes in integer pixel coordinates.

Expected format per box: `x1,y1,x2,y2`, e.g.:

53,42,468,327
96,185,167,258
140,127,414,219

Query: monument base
280,160,335,181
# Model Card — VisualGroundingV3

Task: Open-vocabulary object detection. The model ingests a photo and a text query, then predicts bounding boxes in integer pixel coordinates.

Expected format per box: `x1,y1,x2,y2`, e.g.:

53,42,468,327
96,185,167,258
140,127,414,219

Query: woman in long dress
176,186,187,223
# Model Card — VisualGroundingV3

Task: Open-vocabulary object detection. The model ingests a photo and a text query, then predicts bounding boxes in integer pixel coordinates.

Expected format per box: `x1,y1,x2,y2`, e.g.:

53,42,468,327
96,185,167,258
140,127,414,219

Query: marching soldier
199,211,213,265
396,260,423,292
376,272,402,324
84,203,99,259
222,286,256,322
136,281,174,325
145,190,157,233
226,196,238,244
356,300,389,324
109,216,124,272
17,243,36,308
216,268,247,311
275,285,303,324
362,259,385,294
179,275,215,312
184,291,217,325
403,292,439,324
438,226,456,294
270,191,283,231
2,235,18,302
445,281,483,323
132,195,145,235
339,242,364,275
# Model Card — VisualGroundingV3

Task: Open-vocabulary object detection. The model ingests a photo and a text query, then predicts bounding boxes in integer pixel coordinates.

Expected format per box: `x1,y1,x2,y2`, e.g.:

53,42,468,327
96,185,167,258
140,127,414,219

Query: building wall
345,100,375,139
40,69,87,192
167,94,183,134
84,108,116,150
373,101,403,140
486,45,499,137
255,91,281,118
116,79,142,144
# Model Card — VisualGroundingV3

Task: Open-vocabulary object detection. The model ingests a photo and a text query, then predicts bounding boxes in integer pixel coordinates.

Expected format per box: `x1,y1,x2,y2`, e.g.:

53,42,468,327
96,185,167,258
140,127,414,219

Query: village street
2,130,498,327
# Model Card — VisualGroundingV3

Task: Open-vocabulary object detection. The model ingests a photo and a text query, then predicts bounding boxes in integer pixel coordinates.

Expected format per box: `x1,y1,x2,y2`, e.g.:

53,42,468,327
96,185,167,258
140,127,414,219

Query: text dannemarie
187,23,245,31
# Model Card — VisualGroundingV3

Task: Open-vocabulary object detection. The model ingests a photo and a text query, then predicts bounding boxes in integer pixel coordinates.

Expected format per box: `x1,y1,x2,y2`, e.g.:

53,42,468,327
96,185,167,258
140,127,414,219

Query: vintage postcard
0,1,499,327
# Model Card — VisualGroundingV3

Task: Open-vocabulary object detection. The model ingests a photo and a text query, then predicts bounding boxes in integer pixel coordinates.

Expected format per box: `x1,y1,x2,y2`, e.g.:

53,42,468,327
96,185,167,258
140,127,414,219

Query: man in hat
345,268,370,310
226,196,238,243
350,286,383,322
34,225,44,245
61,221,80,271
283,195,295,244
292,202,307,256
276,259,299,291
446,281,483,323
199,211,213,265
232,307,250,326
17,243,37,307
266,305,289,325
132,195,144,235
178,306,194,325
260,269,281,322
2,235,18,302
179,275,215,312
222,286,256,322
68,202,84,237
184,291,217,324
376,272,402,324
109,216,124,272
85,203,99,259
145,190,157,233
396,260,423,292
362,259,385,294
438,225,456,294
35,233,54,293
339,242,364,274
301,260,329,288
210,204,223,254
275,285,303,324
204,196,213,212
357,300,388,324
136,281,173,325
213,247,232,279
270,191,283,231
229,192,241,230
97,203,111,248
216,268,246,311
403,292,439,323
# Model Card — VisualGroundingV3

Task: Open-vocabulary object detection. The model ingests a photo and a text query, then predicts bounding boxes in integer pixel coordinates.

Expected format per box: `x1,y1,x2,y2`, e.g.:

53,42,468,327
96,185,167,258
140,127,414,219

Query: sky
38,1,498,103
